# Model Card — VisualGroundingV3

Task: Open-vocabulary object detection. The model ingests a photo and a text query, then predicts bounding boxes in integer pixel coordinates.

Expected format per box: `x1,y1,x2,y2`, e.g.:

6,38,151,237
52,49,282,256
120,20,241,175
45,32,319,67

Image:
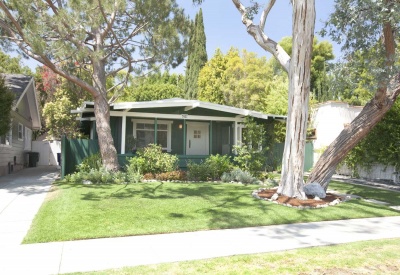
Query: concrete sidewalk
1,167,400,274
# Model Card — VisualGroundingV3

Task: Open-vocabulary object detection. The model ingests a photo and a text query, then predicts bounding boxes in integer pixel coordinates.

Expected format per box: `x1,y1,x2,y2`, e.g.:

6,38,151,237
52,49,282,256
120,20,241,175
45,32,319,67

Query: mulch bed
255,188,343,208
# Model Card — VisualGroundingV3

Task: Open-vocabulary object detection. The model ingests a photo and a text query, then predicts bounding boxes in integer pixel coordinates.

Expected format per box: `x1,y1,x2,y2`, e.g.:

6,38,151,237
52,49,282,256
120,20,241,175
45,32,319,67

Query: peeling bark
278,0,315,199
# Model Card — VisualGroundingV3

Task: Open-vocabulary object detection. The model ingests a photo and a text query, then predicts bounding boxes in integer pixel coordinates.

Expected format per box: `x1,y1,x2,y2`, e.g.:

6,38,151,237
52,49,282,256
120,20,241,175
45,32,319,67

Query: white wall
311,102,362,163
32,141,61,166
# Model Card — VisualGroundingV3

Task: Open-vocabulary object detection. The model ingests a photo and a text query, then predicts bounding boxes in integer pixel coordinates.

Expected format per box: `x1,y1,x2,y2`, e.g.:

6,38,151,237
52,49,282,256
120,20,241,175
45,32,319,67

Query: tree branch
260,0,276,31
231,0,290,72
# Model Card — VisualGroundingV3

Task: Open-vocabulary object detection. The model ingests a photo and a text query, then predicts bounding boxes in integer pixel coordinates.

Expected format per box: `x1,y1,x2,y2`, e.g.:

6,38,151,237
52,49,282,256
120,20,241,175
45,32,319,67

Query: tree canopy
0,76,14,137
0,0,191,170
121,72,185,102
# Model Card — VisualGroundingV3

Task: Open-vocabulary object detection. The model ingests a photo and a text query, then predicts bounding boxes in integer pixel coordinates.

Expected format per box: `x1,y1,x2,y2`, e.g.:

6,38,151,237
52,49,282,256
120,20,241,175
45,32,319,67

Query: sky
176,0,339,63
19,0,340,73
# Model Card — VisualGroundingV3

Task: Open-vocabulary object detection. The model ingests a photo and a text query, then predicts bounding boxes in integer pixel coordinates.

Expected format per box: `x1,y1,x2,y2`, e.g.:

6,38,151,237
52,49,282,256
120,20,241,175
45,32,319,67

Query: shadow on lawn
75,181,400,231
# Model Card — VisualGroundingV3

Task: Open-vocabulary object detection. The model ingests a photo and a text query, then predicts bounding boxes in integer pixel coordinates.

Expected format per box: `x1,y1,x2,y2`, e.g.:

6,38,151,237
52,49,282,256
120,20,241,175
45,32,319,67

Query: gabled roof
74,98,287,121
2,73,41,130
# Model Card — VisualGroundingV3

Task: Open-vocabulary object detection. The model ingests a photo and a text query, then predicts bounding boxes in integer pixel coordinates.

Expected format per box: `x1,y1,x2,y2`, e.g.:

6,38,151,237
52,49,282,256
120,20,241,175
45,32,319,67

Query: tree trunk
92,29,119,171
278,0,315,199
307,21,399,189
307,81,400,189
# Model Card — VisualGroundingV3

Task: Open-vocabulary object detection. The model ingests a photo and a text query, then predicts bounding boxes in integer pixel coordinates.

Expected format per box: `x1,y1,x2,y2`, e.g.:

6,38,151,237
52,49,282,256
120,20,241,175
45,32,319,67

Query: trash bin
57,153,61,166
27,152,40,167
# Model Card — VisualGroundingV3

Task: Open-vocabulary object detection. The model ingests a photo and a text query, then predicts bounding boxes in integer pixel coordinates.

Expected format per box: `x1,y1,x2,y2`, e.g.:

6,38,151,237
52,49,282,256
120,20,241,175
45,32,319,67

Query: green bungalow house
69,98,286,173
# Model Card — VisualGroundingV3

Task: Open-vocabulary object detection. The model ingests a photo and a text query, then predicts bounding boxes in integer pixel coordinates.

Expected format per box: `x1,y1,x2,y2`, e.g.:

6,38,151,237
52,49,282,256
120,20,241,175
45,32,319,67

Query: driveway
0,166,59,246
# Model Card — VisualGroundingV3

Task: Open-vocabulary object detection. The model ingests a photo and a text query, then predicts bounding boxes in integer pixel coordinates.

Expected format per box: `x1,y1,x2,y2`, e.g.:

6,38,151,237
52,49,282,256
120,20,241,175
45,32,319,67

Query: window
18,123,24,140
24,127,32,151
193,130,201,139
132,120,172,151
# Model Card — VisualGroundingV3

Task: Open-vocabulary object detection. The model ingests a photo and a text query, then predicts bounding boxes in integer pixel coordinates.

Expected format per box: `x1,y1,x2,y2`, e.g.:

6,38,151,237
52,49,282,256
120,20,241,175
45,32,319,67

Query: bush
126,144,178,175
221,168,259,184
77,153,102,173
187,161,211,181
155,171,187,181
204,154,233,180
65,167,119,184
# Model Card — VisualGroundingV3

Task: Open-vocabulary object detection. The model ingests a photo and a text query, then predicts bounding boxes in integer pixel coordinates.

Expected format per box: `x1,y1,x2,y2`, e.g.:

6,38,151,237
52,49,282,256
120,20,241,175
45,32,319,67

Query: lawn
329,181,400,205
69,238,400,275
24,180,400,243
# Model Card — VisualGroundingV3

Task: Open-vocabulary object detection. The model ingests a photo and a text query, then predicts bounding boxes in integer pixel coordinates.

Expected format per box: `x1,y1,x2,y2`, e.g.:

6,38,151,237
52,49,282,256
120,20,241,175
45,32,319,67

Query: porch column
183,119,186,155
154,118,158,146
234,121,238,147
121,114,126,154
209,121,213,155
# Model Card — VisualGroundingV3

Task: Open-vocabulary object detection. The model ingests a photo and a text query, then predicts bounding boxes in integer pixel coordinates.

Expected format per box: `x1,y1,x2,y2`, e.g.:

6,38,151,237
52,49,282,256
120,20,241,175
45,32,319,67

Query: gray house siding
0,74,41,176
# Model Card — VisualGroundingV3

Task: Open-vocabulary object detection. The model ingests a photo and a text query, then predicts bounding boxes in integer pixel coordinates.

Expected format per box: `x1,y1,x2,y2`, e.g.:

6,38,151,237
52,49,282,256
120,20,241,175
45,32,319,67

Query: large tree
231,0,315,198
185,8,207,99
121,72,185,102
0,0,190,171
307,0,400,188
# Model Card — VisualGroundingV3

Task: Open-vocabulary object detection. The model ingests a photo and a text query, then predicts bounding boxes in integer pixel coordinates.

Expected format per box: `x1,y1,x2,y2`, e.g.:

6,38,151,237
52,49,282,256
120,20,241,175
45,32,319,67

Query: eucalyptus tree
307,0,400,188
0,0,190,171
229,0,315,198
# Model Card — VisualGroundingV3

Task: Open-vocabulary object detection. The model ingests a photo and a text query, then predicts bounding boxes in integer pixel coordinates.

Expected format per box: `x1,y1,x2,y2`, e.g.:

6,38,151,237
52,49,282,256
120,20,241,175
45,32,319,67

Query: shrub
77,153,102,173
204,154,233,180
155,171,187,181
126,144,178,175
221,168,259,184
187,161,211,181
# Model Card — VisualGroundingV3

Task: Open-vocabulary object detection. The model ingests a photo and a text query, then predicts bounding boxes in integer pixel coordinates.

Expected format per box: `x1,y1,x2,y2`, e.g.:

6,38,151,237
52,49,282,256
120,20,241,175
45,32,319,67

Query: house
70,98,286,172
0,74,41,176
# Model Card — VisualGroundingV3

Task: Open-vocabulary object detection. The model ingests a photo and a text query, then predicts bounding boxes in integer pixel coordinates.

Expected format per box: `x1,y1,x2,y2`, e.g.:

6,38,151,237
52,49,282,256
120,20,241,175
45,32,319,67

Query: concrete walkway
1,167,400,274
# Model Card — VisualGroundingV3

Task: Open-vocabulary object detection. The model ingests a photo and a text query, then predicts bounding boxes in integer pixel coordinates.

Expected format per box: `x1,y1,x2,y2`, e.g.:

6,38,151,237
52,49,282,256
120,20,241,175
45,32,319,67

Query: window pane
157,131,167,148
158,124,167,130
136,130,154,148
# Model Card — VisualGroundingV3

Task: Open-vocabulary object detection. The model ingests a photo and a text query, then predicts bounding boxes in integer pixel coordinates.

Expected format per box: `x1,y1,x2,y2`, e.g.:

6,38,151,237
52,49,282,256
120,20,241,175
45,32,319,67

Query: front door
186,122,209,155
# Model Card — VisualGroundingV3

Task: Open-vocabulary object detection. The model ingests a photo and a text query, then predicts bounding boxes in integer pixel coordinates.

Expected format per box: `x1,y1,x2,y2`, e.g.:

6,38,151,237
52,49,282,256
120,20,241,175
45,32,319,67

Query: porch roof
74,98,286,121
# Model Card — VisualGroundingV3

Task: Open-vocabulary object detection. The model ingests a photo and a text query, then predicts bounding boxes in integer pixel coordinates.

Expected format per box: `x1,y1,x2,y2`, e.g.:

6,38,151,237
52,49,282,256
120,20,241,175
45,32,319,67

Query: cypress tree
185,8,207,99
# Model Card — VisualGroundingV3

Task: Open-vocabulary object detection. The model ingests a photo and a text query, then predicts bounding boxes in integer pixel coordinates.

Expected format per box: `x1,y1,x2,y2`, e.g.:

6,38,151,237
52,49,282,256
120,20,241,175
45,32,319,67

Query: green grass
69,238,400,275
329,181,400,205
23,180,400,244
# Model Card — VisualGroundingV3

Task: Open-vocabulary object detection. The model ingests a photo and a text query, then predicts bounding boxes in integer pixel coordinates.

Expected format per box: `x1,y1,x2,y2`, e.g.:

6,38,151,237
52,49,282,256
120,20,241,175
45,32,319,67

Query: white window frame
18,123,24,141
24,126,32,151
131,119,172,152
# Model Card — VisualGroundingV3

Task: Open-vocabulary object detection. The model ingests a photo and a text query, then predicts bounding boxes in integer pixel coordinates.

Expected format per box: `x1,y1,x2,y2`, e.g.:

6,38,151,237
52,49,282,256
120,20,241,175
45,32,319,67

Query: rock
314,196,321,201
271,193,279,201
304,183,326,198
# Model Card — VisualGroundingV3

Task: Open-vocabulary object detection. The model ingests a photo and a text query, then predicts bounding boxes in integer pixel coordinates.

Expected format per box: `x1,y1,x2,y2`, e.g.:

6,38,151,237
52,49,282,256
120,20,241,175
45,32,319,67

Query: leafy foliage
0,77,15,137
126,144,178,175
342,100,400,173
0,50,32,75
187,154,234,181
233,118,270,176
221,168,258,184
277,37,335,102
76,153,102,173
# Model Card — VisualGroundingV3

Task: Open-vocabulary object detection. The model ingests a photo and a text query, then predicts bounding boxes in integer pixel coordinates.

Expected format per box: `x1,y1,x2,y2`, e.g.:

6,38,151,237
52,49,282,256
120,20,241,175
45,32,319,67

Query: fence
61,137,314,177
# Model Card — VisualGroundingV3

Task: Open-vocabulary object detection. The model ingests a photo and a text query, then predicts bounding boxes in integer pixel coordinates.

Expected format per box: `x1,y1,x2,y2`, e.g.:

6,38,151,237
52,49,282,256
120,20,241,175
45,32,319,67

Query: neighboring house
310,101,362,163
71,98,286,169
310,101,398,181
0,74,41,176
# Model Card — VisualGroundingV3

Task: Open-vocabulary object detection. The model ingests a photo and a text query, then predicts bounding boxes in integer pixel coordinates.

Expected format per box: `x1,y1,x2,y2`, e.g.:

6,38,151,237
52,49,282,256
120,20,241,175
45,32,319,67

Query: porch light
178,124,183,129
